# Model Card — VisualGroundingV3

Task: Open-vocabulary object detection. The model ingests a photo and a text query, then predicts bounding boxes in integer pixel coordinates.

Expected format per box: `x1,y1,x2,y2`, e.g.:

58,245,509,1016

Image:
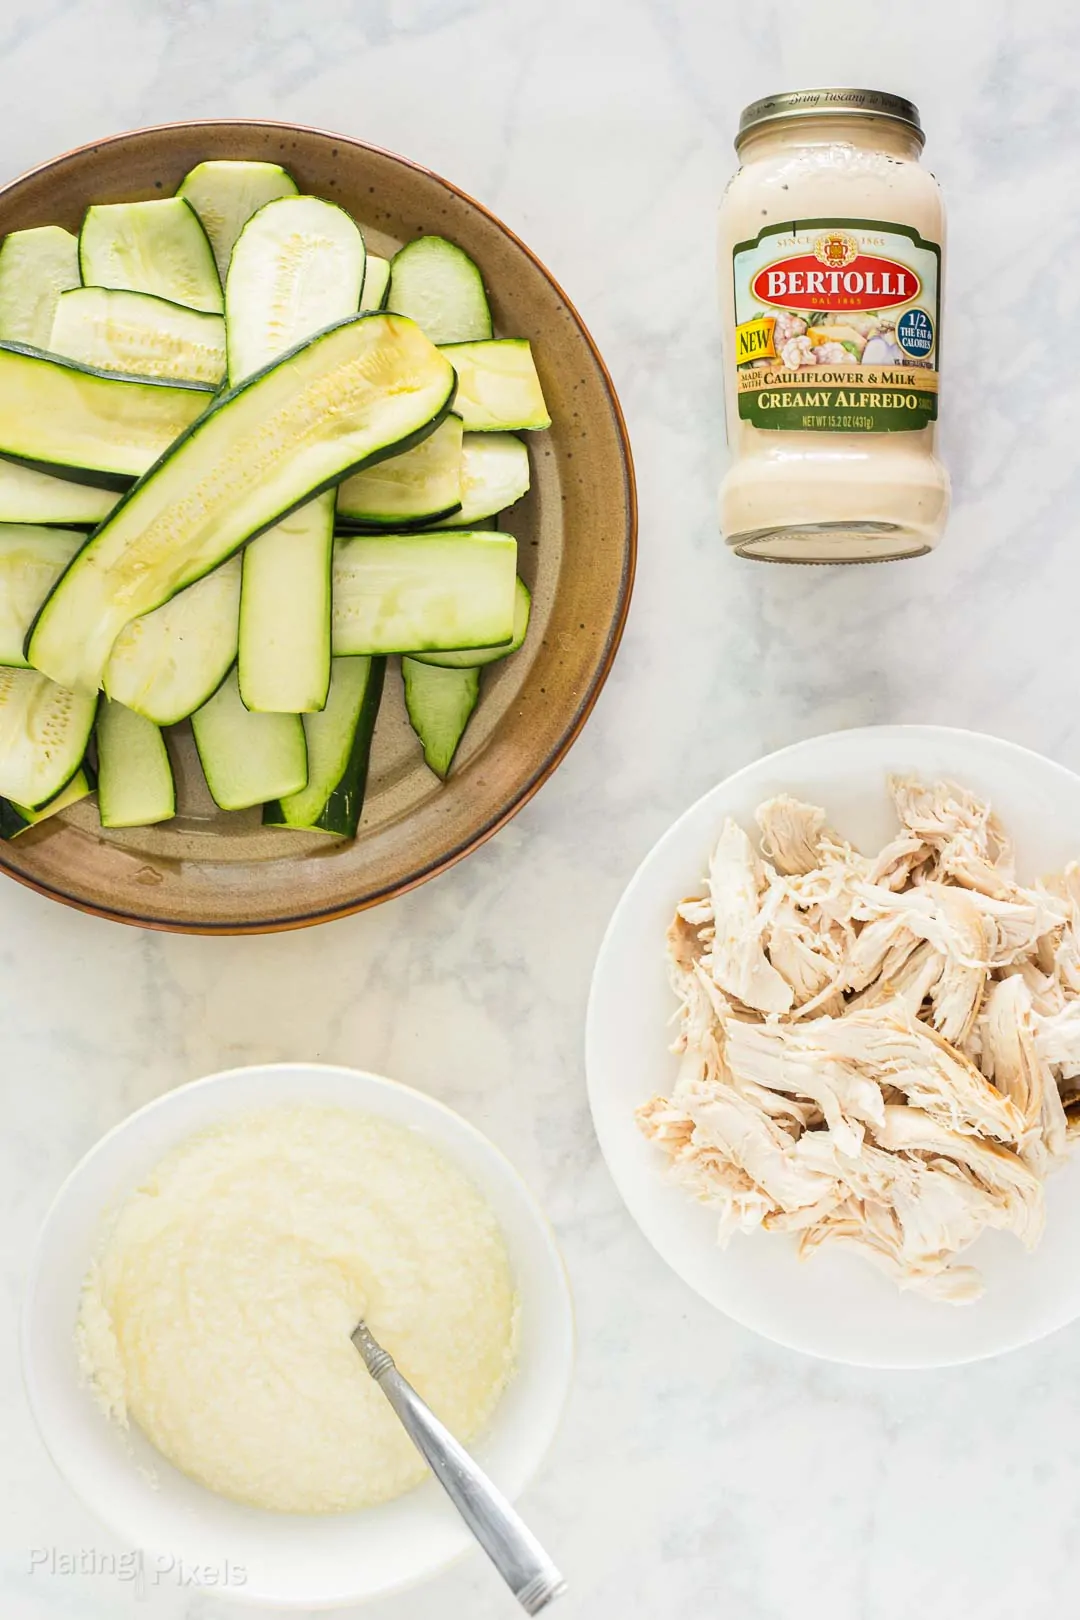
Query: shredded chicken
700,820,794,1015
756,794,837,876
981,976,1068,1173
637,776,1080,1303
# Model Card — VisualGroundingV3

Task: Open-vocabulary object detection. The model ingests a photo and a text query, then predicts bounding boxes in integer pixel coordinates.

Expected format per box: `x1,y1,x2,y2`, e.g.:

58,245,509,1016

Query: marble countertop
4,2,1080,1617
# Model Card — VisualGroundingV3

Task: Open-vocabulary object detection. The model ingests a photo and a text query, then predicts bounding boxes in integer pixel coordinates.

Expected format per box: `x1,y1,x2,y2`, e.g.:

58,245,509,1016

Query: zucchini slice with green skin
0,525,83,667
360,255,391,312
332,532,518,656
27,313,456,696
80,198,223,314
177,160,299,282
0,341,211,490
96,700,175,828
225,195,366,385
335,414,463,530
441,339,550,431
0,225,80,348
411,576,531,670
402,658,480,779
191,667,307,811
389,237,492,345
103,555,242,726
228,195,366,714
50,287,227,386
0,459,118,527
0,666,97,807
428,432,530,528
0,762,94,839
264,655,385,836
238,494,333,713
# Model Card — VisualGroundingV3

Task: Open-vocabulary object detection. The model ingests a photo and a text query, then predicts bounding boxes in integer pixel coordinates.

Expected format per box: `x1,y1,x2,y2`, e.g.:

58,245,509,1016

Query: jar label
732,218,941,432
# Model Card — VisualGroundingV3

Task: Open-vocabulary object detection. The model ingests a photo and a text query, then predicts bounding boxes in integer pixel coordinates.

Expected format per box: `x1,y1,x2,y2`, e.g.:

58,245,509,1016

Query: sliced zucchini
96,700,175,828
442,339,550,431
332,531,517,655
191,667,307,811
429,433,530,528
411,576,531,669
336,414,463,529
79,198,223,314
0,525,83,667
227,195,365,714
238,494,333,713
103,556,242,726
0,226,80,348
177,160,299,282
0,666,97,807
360,255,391,312
226,195,366,384
388,237,492,345
0,342,211,490
50,288,226,386
402,659,479,779
0,459,117,527
28,313,456,695
264,655,384,836
0,763,94,839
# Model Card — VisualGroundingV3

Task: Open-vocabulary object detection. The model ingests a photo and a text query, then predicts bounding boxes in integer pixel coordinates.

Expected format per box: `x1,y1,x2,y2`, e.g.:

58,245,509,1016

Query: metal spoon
351,1320,565,1615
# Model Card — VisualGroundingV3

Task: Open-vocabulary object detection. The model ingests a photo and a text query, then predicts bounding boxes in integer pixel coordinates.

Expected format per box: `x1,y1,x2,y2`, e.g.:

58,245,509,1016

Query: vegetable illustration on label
732,219,940,433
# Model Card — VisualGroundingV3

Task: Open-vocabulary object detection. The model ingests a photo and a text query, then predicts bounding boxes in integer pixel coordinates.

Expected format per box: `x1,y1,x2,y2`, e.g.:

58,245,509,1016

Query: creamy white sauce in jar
719,89,949,562
75,1106,518,1514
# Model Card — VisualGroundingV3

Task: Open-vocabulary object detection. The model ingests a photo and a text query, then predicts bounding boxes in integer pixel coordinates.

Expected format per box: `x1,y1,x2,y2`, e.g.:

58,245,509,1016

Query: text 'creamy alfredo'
76,1106,518,1514
719,88,949,563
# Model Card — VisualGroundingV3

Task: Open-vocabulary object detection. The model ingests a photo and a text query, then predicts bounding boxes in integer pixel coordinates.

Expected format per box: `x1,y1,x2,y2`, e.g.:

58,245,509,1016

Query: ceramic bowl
0,120,635,932
22,1062,574,1608
588,725,1080,1369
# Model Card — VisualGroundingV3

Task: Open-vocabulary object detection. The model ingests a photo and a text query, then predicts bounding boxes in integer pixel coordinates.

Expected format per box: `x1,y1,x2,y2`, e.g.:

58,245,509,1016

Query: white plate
22,1064,573,1609
586,726,1080,1369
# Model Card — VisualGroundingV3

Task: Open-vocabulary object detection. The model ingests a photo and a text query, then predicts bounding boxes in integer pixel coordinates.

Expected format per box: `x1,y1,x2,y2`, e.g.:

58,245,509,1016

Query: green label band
739,387,937,433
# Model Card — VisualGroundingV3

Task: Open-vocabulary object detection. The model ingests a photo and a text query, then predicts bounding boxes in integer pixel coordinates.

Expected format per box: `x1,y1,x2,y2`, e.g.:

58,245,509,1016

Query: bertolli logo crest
814,231,859,269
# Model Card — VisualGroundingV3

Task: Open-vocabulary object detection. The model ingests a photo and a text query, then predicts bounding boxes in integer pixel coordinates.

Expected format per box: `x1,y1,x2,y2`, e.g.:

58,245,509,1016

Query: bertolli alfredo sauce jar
718,88,949,562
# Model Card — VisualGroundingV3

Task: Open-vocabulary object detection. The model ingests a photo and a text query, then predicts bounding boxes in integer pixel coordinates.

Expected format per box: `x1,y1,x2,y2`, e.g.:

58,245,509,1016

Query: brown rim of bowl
0,119,637,934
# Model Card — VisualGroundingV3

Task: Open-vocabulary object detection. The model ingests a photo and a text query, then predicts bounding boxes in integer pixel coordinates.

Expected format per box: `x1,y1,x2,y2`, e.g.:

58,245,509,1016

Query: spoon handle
351,1322,565,1615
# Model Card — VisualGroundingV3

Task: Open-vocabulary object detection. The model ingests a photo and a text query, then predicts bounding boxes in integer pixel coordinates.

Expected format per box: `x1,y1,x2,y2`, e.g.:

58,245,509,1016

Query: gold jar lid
735,87,924,151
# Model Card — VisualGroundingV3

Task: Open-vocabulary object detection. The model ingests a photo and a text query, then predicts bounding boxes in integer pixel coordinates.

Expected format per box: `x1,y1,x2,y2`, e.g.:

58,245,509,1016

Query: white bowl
22,1063,573,1609
587,725,1080,1369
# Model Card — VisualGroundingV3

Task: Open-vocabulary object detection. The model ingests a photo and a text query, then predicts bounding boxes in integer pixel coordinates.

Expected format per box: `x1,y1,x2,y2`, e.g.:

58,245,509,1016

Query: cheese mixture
76,1106,518,1513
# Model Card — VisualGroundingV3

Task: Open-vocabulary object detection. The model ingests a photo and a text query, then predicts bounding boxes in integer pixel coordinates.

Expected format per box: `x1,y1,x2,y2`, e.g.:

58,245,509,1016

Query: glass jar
718,88,948,563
